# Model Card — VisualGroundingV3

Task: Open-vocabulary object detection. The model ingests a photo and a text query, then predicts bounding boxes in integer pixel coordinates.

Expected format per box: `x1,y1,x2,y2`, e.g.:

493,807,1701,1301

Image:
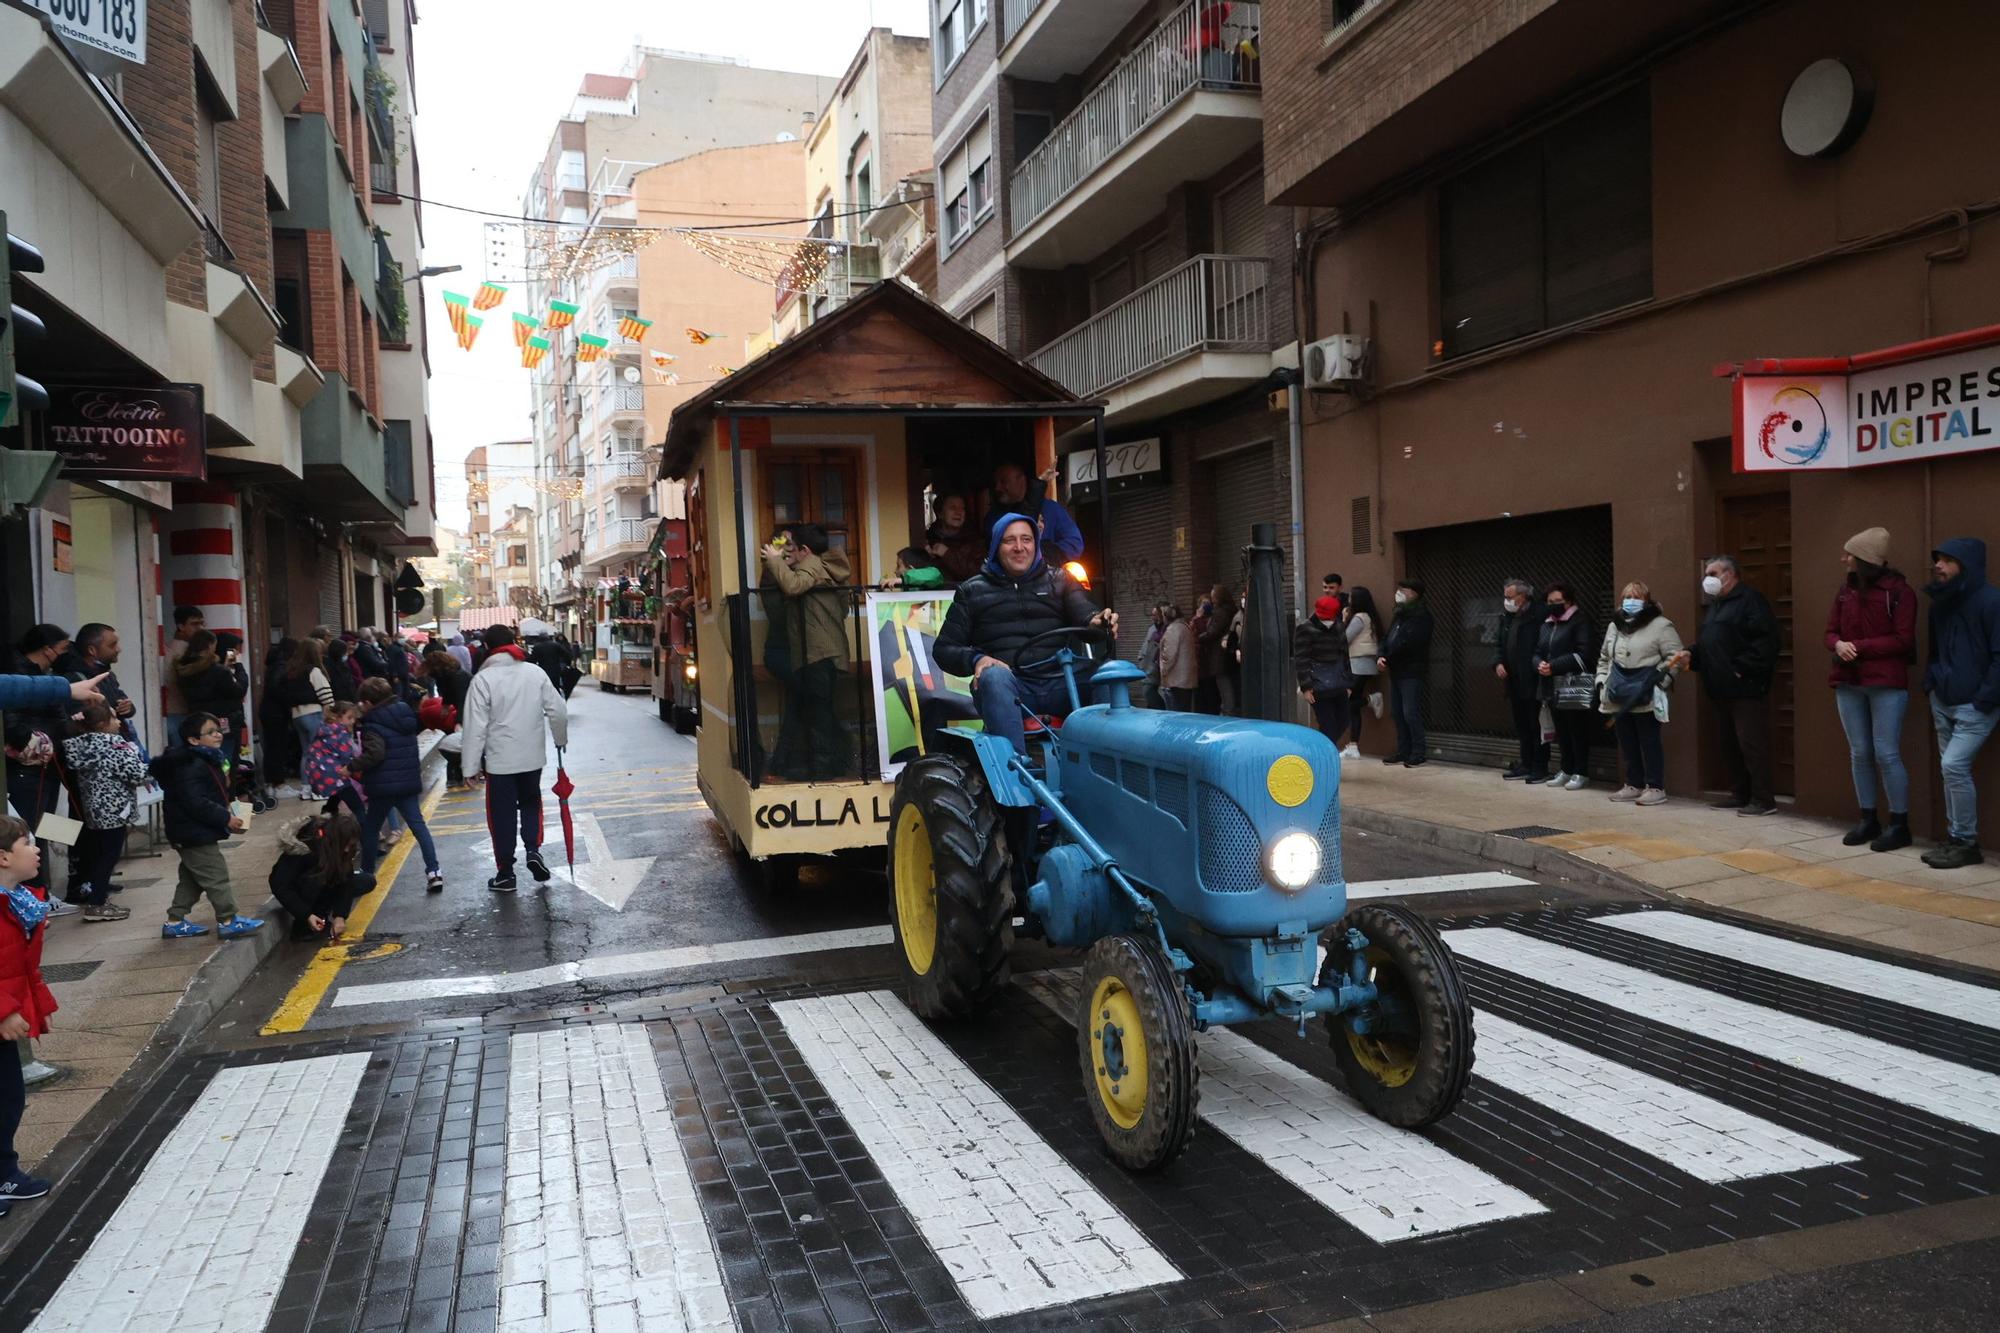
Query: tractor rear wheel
888,752,1013,1019
1322,903,1474,1128
1076,934,1198,1172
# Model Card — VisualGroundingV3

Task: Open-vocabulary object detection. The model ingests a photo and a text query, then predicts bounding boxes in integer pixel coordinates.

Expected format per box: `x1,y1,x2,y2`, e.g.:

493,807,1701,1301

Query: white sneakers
1563,774,1588,791
1636,788,1667,806
1340,743,1360,759
1611,785,1643,802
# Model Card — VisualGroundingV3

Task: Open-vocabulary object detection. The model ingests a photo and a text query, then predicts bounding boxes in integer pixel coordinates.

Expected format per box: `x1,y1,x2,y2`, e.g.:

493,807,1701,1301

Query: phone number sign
22,0,146,65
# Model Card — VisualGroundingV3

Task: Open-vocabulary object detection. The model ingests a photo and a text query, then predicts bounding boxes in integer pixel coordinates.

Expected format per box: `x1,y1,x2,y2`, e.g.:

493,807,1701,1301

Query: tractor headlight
1267,832,1321,890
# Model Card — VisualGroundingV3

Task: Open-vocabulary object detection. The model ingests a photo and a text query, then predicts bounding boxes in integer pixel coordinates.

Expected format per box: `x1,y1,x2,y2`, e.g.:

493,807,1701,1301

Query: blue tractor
887,627,1475,1170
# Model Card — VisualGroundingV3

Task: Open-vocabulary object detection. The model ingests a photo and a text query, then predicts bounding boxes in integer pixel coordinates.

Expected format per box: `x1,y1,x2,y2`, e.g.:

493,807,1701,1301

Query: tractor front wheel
888,753,1013,1019
1322,903,1474,1128
1076,934,1198,1172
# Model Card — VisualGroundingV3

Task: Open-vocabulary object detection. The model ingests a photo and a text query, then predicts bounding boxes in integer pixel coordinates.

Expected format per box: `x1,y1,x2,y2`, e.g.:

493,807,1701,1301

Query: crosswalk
14,906,2000,1333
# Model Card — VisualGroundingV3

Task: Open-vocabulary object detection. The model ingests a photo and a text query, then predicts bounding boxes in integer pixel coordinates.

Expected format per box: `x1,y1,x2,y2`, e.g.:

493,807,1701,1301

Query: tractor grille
1154,769,1189,826
1121,760,1152,802
1198,783,1263,894
1090,752,1117,783
1316,795,1344,887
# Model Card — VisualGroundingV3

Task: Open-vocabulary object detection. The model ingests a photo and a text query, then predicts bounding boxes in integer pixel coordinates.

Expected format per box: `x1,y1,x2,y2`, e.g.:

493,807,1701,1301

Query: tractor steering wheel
1010,624,1115,684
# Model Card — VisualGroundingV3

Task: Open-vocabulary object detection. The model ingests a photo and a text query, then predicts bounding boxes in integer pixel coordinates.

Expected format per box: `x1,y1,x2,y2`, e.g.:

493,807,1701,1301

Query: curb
1341,804,1666,902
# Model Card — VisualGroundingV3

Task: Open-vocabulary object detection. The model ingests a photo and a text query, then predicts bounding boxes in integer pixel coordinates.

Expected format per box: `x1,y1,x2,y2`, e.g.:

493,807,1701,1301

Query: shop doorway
1718,490,1796,795
1200,442,1287,617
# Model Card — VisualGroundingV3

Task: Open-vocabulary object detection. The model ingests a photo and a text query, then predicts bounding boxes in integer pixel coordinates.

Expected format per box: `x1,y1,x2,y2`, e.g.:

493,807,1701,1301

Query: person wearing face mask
1493,579,1548,781
1375,579,1434,766
1824,527,1917,853
1294,596,1355,748
1533,582,1599,790
1596,582,1683,804
1668,555,1780,815
1919,538,2000,869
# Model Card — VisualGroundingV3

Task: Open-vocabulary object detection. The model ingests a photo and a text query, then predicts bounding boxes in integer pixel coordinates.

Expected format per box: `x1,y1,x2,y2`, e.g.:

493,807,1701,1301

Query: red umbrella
550,750,577,880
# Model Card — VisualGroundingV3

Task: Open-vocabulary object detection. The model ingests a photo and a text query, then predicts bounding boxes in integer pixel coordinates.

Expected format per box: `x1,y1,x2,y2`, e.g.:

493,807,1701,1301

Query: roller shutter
317,548,344,627
1104,485,1175,664
1216,172,1264,257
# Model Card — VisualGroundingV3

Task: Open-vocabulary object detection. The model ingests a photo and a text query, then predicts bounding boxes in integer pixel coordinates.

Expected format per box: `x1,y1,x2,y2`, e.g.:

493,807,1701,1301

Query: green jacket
760,546,853,667
900,565,947,590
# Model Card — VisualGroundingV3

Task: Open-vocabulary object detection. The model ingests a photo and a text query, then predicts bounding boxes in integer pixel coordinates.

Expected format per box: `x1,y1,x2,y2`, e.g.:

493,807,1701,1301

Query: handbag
1307,658,1353,694
1552,672,1596,711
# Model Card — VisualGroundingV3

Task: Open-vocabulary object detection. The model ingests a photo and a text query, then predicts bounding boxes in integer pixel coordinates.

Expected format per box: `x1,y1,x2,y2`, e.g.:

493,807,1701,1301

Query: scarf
3,884,48,939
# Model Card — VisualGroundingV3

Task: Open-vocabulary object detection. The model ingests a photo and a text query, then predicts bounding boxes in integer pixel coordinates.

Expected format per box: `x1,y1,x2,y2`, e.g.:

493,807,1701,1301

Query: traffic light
1,210,49,430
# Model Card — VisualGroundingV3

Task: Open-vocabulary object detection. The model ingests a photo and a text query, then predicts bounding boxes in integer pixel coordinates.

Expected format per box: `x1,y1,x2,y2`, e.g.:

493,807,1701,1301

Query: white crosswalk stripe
1472,1012,1857,1181
1596,910,2000,1033
1450,926,2000,1135
773,990,1182,1319
28,1052,369,1333
1021,972,1547,1240
501,1027,734,1333
1346,872,1539,899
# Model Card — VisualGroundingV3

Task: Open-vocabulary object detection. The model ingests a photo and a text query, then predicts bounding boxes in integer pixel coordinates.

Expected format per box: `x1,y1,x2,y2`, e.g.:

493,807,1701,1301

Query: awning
457,606,519,632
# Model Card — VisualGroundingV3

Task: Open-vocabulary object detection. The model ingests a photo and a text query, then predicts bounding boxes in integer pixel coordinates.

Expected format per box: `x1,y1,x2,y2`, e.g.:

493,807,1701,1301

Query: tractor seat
1022,714,1065,735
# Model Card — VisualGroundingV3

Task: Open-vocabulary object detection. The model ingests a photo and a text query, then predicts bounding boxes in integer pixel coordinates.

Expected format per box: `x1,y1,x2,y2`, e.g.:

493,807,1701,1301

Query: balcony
374,232,408,343
1007,0,1263,270
587,517,655,561
590,158,655,220
299,374,395,521
1026,254,1273,426
1000,0,1153,81
595,384,645,425
605,454,651,489
383,419,415,508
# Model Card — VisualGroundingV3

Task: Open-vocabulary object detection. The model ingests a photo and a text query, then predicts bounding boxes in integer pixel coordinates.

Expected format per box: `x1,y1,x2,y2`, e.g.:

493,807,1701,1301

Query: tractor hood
1054,707,1347,937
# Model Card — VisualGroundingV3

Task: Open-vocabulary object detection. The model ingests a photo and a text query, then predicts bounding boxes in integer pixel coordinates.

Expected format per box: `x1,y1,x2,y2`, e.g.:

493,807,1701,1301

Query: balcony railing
590,517,654,555
598,385,645,415
1009,0,1261,235
606,455,651,485
1026,254,1271,397
1001,0,1049,44
374,232,407,342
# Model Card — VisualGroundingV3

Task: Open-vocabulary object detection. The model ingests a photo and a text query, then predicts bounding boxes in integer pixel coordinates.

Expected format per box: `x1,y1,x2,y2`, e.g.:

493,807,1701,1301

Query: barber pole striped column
160,484,247,641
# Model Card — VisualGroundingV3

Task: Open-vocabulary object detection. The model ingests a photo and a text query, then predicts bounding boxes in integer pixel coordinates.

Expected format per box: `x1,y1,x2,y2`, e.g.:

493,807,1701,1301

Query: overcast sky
413,0,929,530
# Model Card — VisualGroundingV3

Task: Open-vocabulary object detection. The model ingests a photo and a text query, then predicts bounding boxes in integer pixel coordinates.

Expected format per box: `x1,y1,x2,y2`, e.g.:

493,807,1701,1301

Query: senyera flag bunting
576,333,610,363
618,314,654,342
546,301,580,330
442,291,470,341
472,281,508,311
521,335,551,369
457,314,484,351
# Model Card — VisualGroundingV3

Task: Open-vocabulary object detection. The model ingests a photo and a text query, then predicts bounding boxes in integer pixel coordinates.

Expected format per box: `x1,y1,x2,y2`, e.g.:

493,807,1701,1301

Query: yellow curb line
260,783,447,1035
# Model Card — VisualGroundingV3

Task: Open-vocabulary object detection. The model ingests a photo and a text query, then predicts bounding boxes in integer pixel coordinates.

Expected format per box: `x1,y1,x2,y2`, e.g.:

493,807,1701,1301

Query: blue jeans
361,793,437,877
1931,698,1998,842
1834,685,1911,813
1389,674,1426,761
973,665,1073,755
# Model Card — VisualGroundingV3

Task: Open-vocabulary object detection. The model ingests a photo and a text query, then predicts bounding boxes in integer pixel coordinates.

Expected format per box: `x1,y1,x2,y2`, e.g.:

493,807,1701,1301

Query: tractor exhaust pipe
1241,521,1289,721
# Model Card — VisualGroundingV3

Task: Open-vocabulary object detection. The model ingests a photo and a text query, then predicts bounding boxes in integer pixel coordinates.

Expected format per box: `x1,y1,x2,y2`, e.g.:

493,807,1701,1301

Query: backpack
303,725,358,798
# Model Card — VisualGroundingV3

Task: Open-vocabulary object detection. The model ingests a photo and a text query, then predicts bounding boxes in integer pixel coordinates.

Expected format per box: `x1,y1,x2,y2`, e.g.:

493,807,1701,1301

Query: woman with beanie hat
1825,526,1918,851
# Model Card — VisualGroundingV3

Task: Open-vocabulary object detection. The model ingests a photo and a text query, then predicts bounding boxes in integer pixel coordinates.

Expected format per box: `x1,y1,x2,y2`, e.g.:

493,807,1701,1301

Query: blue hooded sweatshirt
1924,537,2000,711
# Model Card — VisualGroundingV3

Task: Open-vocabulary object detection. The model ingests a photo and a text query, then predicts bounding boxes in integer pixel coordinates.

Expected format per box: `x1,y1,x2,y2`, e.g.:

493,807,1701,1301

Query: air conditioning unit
1304,334,1372,390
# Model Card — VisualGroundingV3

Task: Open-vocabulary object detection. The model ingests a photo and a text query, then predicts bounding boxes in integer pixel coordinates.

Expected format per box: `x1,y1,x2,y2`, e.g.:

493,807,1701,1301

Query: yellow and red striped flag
649,350,677,381
512,312,541,348
686,327,717,345
576,333,610,363
711,363,736,377
442,291,470,340
457,314,484,352
546,301,580,330
521,335,550,369
472,281,508,311
618,314,654,342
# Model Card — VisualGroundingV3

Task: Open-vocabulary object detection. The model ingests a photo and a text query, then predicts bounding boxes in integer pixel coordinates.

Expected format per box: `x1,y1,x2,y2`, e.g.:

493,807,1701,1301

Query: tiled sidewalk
1338,759,2000,973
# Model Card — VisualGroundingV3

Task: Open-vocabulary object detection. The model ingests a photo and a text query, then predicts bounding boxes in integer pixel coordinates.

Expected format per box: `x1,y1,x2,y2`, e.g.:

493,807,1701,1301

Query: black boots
1842,813,1881,847
1871,814,1912,853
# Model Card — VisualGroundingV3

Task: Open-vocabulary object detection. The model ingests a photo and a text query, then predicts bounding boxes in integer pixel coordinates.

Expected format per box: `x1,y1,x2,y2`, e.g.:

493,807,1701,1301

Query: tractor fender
935,727,1039,809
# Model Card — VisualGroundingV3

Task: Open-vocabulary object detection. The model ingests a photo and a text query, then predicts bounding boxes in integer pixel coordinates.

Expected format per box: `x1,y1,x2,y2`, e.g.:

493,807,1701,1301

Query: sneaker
488,872,518,893
1380,755,1407,766
216,916,264,938
1563,774,1588,791
1522,772,1554,785
1502,765,1528,780
1404,758,1428,768
1541,772,1570,788
524,850,552,883
1922,839,1986,869
82,903,131,923
45,900,78,918
426,872,445,893
161,920,209,938
1636,788,1668,806
0,1171,51,1201
1737,802,1779,817
1710,796,1748,810
1610,785,1643,802
1340,743,1360,760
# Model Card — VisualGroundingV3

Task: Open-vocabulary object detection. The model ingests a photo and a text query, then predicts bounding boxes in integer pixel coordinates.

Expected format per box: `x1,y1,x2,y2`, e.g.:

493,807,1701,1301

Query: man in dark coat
54,624,135,739
1673,554,1781,815
1492,578,1548,780
1376,579,1435,767
933,514,1114,754
1921,538,2000,868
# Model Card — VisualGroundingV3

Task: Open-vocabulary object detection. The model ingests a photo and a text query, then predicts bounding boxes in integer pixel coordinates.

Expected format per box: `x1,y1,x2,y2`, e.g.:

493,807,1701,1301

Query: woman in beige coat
1595,580,1684,804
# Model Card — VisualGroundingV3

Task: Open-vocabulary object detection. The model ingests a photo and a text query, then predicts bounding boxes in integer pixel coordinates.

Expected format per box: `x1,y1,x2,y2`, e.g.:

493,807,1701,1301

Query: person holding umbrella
459,625,569,893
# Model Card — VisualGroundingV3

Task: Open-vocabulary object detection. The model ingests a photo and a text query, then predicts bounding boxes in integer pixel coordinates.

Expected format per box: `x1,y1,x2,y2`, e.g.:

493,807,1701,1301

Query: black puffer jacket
1691,582,1780,700
1492,601,1547,701
177,651,249,719
1292,618,1353,692
269,817,369,925
1534,607,1599,701
933,553,1100,678
149,744,233,846
356,701,424,800
1379,600,1435,676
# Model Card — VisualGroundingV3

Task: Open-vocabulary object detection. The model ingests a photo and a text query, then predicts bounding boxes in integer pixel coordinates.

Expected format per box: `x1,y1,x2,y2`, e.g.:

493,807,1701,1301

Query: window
194,85,224,228
854,162,872,216
1438,87,1651,358
939,116,992,253
966,296,998,342
934,0,963,78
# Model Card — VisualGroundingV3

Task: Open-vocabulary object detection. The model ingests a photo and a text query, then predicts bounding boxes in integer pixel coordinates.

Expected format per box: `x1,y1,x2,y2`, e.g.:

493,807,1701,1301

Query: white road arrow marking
549,811,657,912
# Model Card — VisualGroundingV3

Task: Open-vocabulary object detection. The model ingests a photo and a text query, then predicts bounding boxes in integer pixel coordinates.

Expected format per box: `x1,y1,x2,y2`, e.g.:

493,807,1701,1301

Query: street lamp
404,264,462,283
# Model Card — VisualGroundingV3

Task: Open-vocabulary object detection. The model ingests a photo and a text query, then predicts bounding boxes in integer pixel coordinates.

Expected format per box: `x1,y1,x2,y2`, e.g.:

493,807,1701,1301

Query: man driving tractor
932,514,1116,754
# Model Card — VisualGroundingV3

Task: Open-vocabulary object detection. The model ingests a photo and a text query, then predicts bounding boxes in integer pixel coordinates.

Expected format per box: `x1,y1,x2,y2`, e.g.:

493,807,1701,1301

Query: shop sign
38,383,206,481
21,0,147,65
1732,331,2000,472
1066,437,1166,496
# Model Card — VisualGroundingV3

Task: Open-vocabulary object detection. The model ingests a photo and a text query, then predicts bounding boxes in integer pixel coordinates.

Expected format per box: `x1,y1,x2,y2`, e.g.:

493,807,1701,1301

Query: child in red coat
0,813,58,1218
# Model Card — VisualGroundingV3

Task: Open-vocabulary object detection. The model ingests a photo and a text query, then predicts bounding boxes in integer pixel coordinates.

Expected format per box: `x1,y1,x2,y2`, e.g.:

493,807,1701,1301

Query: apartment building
1261,0,2000,834
772,29,935,341
927,0,1297,654
464,445,493,605
517,51,835,625
490,503,537,609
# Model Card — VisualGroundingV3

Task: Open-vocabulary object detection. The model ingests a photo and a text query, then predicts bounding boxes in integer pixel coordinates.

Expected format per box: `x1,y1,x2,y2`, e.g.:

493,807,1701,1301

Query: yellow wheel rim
1345,948,1418,1087
893,806,937,976
1090,974,1149,1130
